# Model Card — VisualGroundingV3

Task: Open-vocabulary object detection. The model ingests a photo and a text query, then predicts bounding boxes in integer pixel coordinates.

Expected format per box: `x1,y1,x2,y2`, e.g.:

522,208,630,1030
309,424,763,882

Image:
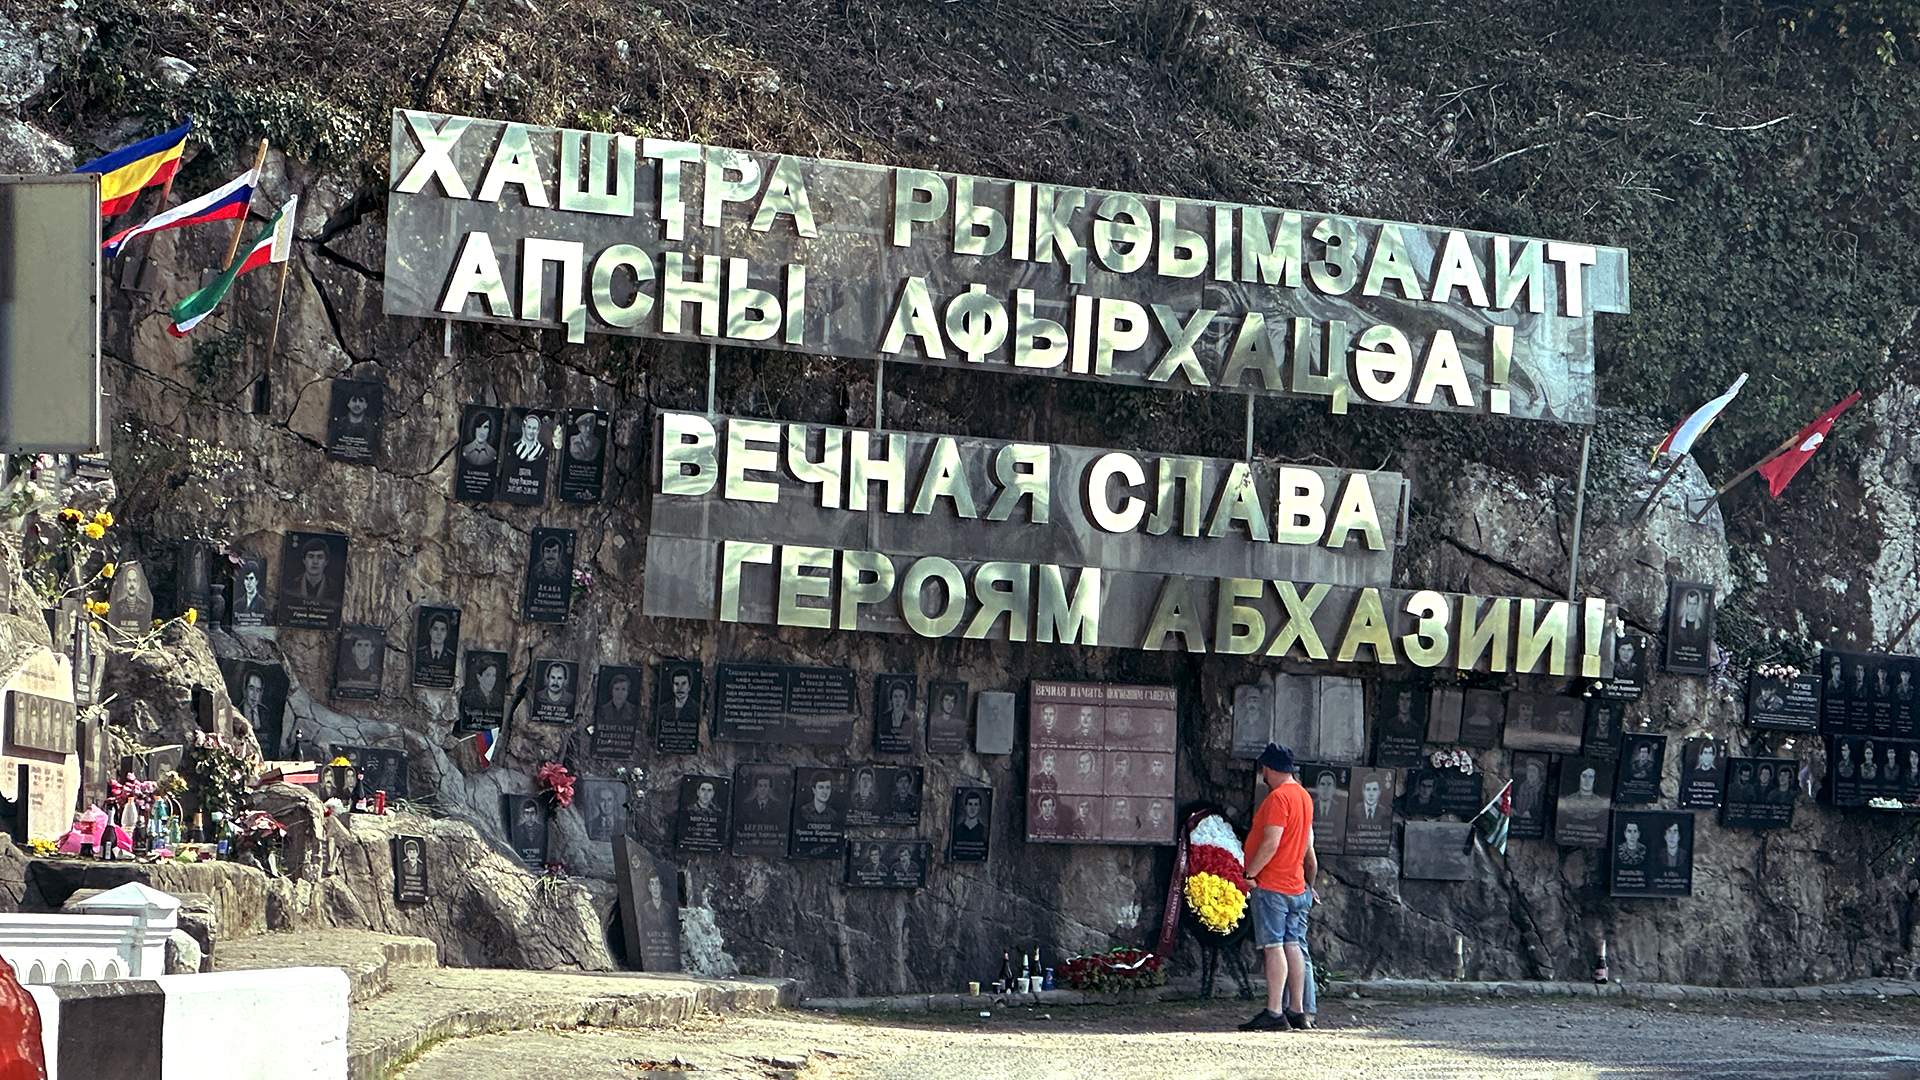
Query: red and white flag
1756,391,1861,498
1652,373,1747,461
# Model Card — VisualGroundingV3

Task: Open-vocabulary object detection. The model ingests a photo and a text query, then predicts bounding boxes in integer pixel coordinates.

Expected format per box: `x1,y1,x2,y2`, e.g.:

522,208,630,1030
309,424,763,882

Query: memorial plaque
173,539,214,622
1458,689,1503,749
1858,737,1891,801
1343,767,1394,855
1269,672,1313,753
331,625,387,701
1399,767,1445,820
276,532,348,630
846,765,923,828
577,778,627,841
925,680,969,754
558,408,609,503
1663,580,1715,675
613,837,682,972
790,667,859,742
1899,744,1920,802
332,744,409,806
500,407,555,505
1553,756,1614,847
1585,697,1625,759
1819,651,1851,733
1722,757,1797,828
1841,653,1876,734
454,403,504,501
1319,677,1367,762
653,661,702,754
1830,735,1864,806
3,693,75,756
106,559,154,637
1231,682,1271,759
846,840,931,889
392,835,429,903
1900,672,1920,741
411,606,461,689
228,555,271,628
1426,687,1463,744
1401,821,1473,882
324,378,385,464
713,663,857,745
975,691,1016,754
1028,790,1066,840
873,673,917,754
1872,658,1907,739
590,665,644,757
788,766,849,859
1303,763,1349,855
729,764,793,856
1028,681,1177,844
947,786,992,862
675,774,732,852
521,527,576,622
1374,683,1428,767
1608,810,1693,898
1508,751,1552,840
1677,737,1726,809
1747,670,1819,732
1614,733,1666,805
1503,693,1583,754
221,660,289,757
529,658,579,724
1597,633,1649,699
457,649,508,731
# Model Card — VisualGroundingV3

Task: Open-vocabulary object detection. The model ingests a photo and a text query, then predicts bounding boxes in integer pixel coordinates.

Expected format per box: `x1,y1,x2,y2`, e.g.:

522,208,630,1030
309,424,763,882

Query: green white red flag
166,195,297,336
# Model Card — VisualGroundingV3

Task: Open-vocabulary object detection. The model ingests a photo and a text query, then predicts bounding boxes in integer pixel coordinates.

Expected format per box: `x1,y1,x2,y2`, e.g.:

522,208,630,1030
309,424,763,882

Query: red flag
1756,391,1861,498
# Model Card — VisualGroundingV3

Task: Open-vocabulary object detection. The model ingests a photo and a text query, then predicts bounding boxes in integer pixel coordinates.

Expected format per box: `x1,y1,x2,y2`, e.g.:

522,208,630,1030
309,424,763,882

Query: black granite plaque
788,767,849,859
325,379,385,464
530,658,579,724
1609,810,1693,898
521,528,575,622
1748,670,1820,732
614,838,681,971
1677,737,1726,809
1585,697,1625,759
1426,687,1462,743
558,409,609,504
333,744,409,807
873,673,917,754
392,835,429,903
845,840,930,888
1614,733,1666,805
1859,736,1893,801
1398,766,1445,820
1597,633,1649,699
713,663,857,746
1302,763,1350,854
730,764,793,856
925,680,969,754
500,407,554,505
457,649,508,731
330,625,386,701
106,559,154,637
652,661,702,754
1553,756,1614,848
1503,692,1583,754
222,660,288,757
173,539,214,622
275,532,348,630
947,786,992,862
1898,744,1920,801
227,556,271,628
1401,821,1473,881
454,404,504,501
1819,651,1850,733
577,778,627,841
589,665,643,757
975,691,1016,754
787,666,859,741
1343,766,1394,855
1508,751,1552,840
1721,757,1797,828
1458,689,1503,749
1663,581,1715,675
1400,766,1482,820
1830,735,1864,806
675,774,732,853
504,794,549,868
1373,683,1428,767
411,606,461,689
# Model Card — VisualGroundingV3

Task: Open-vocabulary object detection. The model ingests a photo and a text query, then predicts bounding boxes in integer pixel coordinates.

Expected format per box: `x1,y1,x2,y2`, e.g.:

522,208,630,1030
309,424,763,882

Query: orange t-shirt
1250,779,1314,894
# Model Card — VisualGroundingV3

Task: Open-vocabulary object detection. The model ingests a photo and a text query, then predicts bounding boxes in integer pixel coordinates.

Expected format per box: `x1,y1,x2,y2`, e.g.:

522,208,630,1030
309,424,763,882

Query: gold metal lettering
1270,467,1326,546
784,425,844,509
1211,203,1236,283
642,138,700,241
1401,589,1451,668
1214,577,1266,655
836,549,895,629
900,556,967,637
1092,193,1150,273
944,284,1008,364
847,430,909,512
1492,236,1545,314
1140,577,1206,653
476,123,549,207
717,540,773,622
1093,298,1148,376
724,257,780,341
658,412,718,496
1487,325,1513,415
1238,208,1303,286
1335,587,1396,663
1033,185,1089,284
1146,457,1204,538
1035,565,1100,644
439,232,512,317
987,444,1050,523
722,418,781,503
1514,598,1571,676
1265,581,1331,660
518,237,586,342
1147,305,1214,385
1360,223,1420,299
661,252,722,337
1325,474,1385,550
892,168,948,248
1545,241,1598,318
1219,312,1281,390
1353,324,1413,403
557,128,636,216
1289,316,1350,415
397,112,472,198
589,244,654,328
1085,452,1146,532
702,147,761,228
1581,597,1608,678
1456,596,1512,672
1411,328,1473,407
777,545,834,629
1206,462,1271,542
911,436,978,518
752,156,817,236
1428,230,1489,307
784,263,807,345
952,175,1007,257
964,561,1031,640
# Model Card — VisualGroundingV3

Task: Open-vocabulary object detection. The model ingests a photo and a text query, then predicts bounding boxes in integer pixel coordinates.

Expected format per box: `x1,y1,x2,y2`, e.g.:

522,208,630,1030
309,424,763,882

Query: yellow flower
84,599,109,617
1183,872,1248,935
58,508,83,524
82,522,105,540
92,511,114,528
184,608,198,626
100,563,116,579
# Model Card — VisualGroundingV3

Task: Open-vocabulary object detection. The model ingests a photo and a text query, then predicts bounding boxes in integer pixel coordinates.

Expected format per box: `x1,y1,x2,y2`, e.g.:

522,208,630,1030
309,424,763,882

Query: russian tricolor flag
102,167,258,258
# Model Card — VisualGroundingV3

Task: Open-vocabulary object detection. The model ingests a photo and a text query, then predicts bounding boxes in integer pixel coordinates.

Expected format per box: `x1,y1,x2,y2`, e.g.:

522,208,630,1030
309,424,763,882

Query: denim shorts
1252,886,1311,948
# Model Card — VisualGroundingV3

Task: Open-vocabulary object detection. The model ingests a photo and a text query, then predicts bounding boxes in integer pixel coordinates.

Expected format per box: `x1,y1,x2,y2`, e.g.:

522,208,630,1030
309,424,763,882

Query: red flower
1187,844,1249,894
536,761,576,808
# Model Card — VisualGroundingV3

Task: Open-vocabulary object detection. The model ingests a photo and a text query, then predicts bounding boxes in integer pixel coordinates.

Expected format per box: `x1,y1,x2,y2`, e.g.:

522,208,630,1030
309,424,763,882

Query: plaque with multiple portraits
276,532,348,630
530,658,580,724
332,744,410,806
521,527,575,622
846,765,923,828
1027,681,1177,845
653,661,702,754
411,606,461,688
458,649,508,731
1663,581,1716,675
1502,692,1583,754
1722,757,1799,828
1399,765,1483,821
675,774,732,852
331,625,386,701
1608,810,1694,898
1291,764,1394,856
947,786,992,862
845,840,931,888
1613,733,1666,805
1829,736,1920,806
325,379,385,464
590,665,644,757
1819,650,1920,740
712,663,857,745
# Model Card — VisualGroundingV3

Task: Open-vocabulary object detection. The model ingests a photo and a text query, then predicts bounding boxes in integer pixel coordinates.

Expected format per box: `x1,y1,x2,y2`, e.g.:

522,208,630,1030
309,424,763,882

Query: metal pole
705,343,717,416
1566,428,1593,600
874,357,885,429
1244,396,1255,462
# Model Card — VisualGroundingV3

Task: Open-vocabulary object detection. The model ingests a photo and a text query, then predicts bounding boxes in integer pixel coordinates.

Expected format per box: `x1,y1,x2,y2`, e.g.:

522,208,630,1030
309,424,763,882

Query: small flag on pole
102,167,259,258
166,195,297,337
1652,373,1748,461
1756,391,1862,498
472,727,499,769
1470,780,1514,856
73,121,193,217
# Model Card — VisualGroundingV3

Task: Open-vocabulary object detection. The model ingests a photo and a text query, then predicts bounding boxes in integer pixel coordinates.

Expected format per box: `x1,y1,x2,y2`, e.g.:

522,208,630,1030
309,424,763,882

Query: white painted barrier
0,882,178,985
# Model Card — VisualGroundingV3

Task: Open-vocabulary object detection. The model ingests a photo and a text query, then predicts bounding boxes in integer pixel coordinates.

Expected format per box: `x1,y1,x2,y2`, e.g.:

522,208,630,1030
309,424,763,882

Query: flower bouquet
1058,947,1165,993
1181,813,1249,935
537,761,577,810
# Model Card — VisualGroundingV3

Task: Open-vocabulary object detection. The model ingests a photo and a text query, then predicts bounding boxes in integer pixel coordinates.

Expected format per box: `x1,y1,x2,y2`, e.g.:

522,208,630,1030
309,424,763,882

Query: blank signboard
0,175,99,452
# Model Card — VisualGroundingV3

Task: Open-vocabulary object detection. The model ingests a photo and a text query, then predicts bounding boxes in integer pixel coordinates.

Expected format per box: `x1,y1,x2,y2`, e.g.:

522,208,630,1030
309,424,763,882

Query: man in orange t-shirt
1240,742,1318,1032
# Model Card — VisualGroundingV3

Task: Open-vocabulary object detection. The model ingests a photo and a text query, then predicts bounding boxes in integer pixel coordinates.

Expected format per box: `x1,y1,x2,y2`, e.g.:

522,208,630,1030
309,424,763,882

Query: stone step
356,968,796,1080
214,929,440,1005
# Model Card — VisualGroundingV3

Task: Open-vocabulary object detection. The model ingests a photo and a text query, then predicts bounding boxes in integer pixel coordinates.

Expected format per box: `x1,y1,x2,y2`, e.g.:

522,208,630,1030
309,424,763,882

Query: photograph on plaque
577,778,628,842
1585,697,1625,759
1028,791,1066,840
521,528,576,622
1857,736,1887,800
106,560,154,637
1458,689,1503,749
1343,767,1395,855
1598,634,1649,699
1663,580,1716,675
1609,810,1694,898
1841,653,1877,733
948,786,992,862
1374,683,1428,766
614,839,682,972
1508,752,1552,840
589,665,644,757
1553,757,1615,848
846,840,932,888
1830,735,1864,806
275,531,349,630
530,658,579,724
1503,693,1584,754
324,378,385,464
873,673,918,754
559,408,609,503
1303,763,1350,855
1747,670,1820,732
222,660,288,757
1900,745,1920,801
500,407,555,505
846,765,923,828
392,835,429,904
713,663,858,745
1106,695,1177,752
457,649,508,731
976,691,1016,754
1677,737,1727,809
1399,767,1445,819
411,606,461,689
1028,681,1176,844
1722,757,1798,828
332,745,409,806
330,625,387,701
675,774,732,852
454,404,504,501
1819,651,1851,733
925,680,969,753
729,764,793,856
788,767,849,859
1231,682,1270,759
653,661,702,754
1614,733,1667,805
174,539,214,622
228,555,271,628
1426,687,1463,743
1401,821,1473,882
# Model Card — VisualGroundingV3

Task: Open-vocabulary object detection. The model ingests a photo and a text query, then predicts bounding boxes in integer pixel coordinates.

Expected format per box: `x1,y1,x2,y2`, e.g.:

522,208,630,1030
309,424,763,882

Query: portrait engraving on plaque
1231,682,1270,759
1343,767,1395,855
947,786,992,862
1508,751,1552,840
1677,737,1727,809
845,840,931,888
873,674,918,754
1830,735,1864,806
1584,697,1625,759
325,379,385,464
521,528,575,622
1721,757,1798,828
106,560,154,637
788,767,849,859
1553,756,1614,848
501,407,554,505
1598,633,1649,699
454,404,504,501
730,764,793,856
1747,669,1820,732
1614,733,1667,805
331,625,386,701
276,532,348,630
1401,821,1473,881
1303,763,1350,855
613,837,682,972
1426,687,1463,744
559,408,609,503
1374,683,1428,767
1458,689,1503,749
589,665,643,757
392,835,429,903
174,539,214,622
457,649,508,731
332,745,409,806
221,660,288,757
577,778,627,842
975,691,1016,754
1027,682,1177,845
675,774,732,853
1609,810,1694,898
925,680,969,753
1503,693,1584,755
530,658,579,725
1664,580,1716,675
411,606,461,689
1820,650,1852,734
653,661,703,754
847,765,923,828
227,555,271,628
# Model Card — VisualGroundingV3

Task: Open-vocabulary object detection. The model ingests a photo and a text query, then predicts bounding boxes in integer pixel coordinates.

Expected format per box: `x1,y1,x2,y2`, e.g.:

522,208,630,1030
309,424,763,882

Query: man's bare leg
1282,942,1307,1014
1263,944,1289,1016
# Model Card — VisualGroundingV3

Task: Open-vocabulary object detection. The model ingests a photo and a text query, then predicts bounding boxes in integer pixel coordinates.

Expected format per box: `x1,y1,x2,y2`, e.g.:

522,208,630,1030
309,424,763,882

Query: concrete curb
1329,976,1920,1003
802,984,1193,1012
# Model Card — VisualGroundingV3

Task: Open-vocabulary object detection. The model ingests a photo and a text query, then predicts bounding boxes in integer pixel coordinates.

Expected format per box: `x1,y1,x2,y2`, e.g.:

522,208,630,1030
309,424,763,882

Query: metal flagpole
705,343,717,416
1565,428,1593,600
1630,455,1687,524
1690,429,1803,523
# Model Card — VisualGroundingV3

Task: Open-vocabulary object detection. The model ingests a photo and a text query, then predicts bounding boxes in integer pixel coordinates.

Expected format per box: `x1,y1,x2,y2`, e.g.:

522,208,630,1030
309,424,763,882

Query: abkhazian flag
165,195,297,337
1470,780,1514,856
1652,372,1748,462
103,166,258,257
1756,391,1862,498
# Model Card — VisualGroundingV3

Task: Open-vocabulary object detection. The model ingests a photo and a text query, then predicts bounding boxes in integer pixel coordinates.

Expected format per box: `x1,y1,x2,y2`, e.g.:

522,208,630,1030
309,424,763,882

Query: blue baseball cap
1257,743,1296,773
